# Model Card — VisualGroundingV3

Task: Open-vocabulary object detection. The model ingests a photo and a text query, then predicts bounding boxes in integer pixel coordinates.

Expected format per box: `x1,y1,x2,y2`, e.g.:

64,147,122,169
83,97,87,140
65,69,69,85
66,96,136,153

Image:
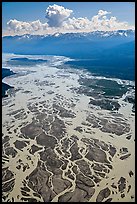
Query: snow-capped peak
3,29,135,40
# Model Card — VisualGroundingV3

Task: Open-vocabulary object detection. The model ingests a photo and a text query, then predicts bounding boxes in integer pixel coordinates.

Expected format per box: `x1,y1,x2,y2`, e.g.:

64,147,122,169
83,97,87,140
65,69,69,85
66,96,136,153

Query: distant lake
65,58,135,81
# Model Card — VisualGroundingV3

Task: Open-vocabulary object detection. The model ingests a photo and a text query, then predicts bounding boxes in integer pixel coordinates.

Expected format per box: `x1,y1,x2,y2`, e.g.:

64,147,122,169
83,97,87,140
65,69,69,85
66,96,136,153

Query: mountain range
3,29,135,58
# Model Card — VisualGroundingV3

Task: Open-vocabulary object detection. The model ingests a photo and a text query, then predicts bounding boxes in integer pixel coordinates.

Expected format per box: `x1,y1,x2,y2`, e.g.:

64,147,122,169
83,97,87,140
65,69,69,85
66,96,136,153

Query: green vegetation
79,78,128,98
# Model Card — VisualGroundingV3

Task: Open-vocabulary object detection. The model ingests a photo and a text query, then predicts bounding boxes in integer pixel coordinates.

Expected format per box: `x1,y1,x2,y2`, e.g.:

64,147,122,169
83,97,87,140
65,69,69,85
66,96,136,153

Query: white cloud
7,19,31,32
63,17,91,30
62,9,132,32
7,19,49,35
5,4,134,36
98,10,111,17
7,19,47,32
91,9,111,29
31,20,44,31
45,4,73,27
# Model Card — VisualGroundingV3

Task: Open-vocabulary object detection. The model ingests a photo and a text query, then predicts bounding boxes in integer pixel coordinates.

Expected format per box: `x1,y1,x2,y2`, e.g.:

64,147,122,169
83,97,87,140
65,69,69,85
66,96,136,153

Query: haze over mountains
3,29,134,57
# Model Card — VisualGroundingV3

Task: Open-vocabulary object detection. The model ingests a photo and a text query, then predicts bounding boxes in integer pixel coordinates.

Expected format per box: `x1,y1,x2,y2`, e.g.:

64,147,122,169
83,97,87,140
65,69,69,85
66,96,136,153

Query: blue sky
2,2,135,26
2,2,135,36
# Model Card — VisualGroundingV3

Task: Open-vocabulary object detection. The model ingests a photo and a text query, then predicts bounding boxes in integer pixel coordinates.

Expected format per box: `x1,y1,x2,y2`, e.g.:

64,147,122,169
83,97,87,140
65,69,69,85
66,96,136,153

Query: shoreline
2,68,15,97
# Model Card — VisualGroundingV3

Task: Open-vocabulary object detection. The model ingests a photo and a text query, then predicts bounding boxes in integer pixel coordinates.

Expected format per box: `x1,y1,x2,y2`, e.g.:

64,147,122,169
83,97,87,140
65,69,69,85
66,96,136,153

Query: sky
2,2,135,36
